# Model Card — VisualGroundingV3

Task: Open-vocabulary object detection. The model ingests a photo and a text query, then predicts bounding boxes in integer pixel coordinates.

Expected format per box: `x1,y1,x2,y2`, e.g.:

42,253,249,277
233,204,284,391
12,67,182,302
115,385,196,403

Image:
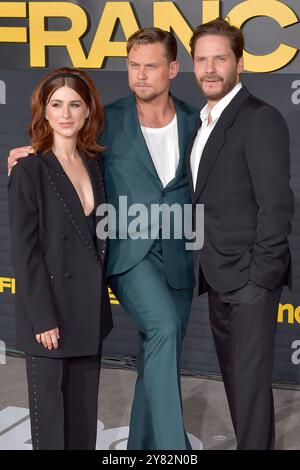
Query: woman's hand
36,327,60,350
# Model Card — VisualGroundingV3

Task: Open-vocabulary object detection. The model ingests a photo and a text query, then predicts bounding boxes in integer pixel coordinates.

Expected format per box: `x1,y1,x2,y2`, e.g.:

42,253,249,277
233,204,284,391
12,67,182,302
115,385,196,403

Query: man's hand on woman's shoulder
8,146,34,175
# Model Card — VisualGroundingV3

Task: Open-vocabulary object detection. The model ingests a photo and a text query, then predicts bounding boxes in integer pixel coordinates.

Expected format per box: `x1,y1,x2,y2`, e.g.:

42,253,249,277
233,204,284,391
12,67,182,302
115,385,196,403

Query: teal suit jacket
101,94,199,289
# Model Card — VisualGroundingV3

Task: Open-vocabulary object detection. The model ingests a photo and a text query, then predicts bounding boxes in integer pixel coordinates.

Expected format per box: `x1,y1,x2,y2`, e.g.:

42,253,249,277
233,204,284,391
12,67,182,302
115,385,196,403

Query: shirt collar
200,82,243,124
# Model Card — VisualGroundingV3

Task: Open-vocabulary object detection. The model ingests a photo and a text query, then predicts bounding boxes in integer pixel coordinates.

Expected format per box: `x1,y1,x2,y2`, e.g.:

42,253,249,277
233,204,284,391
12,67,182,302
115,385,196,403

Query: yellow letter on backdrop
0,2,27,43
202,0,220,23
84,2,139,68
227,0,299,72
29,2,88,67
154,2,193,52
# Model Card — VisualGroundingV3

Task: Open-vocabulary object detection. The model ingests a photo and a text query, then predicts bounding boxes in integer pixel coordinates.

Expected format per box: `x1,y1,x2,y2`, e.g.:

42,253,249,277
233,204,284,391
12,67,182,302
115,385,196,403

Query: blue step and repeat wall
0,0,299,382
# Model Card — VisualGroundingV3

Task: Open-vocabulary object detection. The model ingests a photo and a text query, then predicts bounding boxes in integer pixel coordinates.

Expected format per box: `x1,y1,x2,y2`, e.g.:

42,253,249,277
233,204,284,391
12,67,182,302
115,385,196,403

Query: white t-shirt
141,114,179,188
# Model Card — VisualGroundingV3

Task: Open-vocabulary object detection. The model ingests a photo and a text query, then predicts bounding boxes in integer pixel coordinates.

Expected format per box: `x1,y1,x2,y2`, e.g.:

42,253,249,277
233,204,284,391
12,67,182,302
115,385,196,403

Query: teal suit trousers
109,240,193,450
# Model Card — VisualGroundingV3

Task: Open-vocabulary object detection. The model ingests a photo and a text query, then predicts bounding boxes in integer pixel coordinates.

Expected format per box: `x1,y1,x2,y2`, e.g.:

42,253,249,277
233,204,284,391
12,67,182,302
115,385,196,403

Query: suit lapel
121,95,163,188
82,154,104,216
41,152,102,262
166,100,198,189
185,117,201,196
82,154,107,262
120,94,201,192
193,86,250,202
193,124,227,201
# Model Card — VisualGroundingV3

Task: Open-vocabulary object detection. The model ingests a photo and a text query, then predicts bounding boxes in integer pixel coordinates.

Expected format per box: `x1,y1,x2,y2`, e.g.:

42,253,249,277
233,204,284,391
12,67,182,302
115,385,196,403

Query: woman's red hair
29,67,104,156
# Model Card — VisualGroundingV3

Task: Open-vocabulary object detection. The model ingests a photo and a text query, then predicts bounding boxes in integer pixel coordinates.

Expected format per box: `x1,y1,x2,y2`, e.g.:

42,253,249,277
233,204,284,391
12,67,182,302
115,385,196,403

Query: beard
131,88,161,103
198,71,239,101
133,90,158,102
130,82,168,103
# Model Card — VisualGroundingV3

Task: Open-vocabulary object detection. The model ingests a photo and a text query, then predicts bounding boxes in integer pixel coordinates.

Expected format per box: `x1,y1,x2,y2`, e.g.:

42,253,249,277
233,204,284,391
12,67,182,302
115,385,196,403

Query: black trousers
207,281,282,450
25,354,101,450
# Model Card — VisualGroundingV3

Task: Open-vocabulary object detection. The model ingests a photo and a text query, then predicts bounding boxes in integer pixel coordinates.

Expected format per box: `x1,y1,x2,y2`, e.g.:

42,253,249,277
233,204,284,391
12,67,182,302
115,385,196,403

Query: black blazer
187,86,294,294
8,151,113,357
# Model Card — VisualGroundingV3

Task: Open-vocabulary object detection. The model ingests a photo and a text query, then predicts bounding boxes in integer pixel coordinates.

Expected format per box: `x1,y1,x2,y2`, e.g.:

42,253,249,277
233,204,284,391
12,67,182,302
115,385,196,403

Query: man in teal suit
7,28,199,450
101,28,199,450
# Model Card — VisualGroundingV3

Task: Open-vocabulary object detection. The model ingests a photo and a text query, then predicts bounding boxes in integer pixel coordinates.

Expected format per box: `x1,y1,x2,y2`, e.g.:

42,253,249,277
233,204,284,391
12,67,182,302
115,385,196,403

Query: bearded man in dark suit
187,18,294,450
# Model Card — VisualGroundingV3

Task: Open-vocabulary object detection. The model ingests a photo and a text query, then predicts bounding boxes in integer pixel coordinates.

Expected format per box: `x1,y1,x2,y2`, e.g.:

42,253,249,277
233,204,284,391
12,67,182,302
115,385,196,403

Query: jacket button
161,190,165,197
63,272,72,279
59,234,68,241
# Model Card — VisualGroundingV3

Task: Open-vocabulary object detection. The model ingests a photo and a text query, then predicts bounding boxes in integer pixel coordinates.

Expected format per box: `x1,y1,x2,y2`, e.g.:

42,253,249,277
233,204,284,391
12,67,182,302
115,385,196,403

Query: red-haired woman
8,68,112,450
